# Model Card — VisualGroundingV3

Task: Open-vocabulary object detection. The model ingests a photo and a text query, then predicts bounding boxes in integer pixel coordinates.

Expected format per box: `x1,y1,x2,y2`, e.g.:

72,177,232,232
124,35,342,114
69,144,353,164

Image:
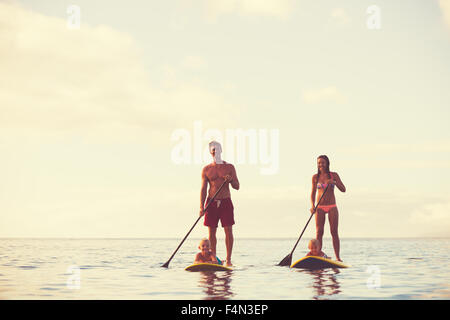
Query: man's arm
230,165,240,190
200,167,208,216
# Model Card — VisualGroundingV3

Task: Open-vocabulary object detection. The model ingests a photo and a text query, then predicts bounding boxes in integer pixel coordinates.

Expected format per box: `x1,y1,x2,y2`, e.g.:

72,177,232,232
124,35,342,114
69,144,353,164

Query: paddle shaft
288,184,330,257
162,180,228,268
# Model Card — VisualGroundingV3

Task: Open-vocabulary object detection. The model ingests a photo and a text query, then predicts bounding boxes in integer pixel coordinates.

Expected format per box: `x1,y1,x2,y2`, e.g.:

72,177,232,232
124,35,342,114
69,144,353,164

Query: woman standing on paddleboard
310,155,346,261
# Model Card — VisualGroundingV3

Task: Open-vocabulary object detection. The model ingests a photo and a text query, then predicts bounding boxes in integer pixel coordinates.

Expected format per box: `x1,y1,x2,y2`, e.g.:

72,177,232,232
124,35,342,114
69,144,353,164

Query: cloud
439,0,450,29
334,190,450,238
409,201,450,237
181,55,207,70
0,2,242,143
337,141,450,169
204,0,294,21
0,3,157,133
301,86,347,104
341,141,450,154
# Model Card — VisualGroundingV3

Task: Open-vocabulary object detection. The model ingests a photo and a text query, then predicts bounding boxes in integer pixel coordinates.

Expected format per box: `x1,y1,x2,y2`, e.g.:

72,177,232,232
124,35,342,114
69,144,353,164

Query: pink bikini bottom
317,204,337,213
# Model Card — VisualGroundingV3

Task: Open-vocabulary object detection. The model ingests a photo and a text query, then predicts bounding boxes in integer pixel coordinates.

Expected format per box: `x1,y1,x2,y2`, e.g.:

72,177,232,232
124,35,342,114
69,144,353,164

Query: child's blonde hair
199,238,211,247
308,239,320,249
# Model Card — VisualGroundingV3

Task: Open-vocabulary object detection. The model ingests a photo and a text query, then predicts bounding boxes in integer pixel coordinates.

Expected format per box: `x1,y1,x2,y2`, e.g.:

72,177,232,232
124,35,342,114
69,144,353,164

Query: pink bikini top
317,172,335,190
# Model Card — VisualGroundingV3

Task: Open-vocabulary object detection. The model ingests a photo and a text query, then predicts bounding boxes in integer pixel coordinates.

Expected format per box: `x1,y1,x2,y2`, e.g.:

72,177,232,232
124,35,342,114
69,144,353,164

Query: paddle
161,179,228,268
277,184,330,267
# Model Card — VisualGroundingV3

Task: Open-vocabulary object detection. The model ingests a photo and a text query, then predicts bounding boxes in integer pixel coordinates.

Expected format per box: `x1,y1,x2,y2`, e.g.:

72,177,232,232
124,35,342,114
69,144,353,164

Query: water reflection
197,271,234,300
300,269,341,299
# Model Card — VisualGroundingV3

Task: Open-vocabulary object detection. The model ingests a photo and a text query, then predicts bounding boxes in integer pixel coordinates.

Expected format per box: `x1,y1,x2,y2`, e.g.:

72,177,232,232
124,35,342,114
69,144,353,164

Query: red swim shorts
204,198,235,228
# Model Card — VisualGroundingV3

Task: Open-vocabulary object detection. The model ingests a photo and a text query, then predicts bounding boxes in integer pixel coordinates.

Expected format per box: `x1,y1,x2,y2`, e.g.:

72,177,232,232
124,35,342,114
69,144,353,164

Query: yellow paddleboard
185,263,232,272
290,256,349,269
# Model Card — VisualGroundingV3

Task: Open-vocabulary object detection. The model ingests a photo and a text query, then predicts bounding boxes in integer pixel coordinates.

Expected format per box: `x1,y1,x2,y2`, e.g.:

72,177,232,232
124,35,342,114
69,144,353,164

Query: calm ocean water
0,238,449,300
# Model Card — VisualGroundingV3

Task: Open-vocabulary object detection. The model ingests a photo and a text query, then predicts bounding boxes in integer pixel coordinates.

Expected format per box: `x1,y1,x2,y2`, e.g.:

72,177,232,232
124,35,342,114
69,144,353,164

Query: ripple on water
40,287,60,291
1,238,449,299
79,265,102,269
18,266,38,270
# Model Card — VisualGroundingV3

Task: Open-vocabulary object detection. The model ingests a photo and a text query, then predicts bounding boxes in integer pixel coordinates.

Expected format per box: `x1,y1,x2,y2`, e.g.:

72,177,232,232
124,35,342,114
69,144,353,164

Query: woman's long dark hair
317,155,331,180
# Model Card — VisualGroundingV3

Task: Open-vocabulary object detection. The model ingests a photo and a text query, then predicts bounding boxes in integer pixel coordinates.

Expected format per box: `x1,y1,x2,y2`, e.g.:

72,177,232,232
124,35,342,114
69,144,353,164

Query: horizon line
0,236,448,240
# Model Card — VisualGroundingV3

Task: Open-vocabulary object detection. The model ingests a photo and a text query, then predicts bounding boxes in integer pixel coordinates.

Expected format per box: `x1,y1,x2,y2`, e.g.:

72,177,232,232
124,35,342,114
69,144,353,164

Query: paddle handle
289,184,330,255
162,180,228,267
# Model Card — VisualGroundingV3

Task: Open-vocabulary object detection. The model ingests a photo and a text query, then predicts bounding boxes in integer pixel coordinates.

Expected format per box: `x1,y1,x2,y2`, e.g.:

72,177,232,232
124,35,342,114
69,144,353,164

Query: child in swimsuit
305,239,330,259
194,238,221,265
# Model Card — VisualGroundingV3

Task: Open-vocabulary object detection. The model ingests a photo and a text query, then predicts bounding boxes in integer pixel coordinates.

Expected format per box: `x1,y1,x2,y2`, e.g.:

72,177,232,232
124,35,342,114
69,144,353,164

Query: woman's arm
310,174,317,212
333,172,346,193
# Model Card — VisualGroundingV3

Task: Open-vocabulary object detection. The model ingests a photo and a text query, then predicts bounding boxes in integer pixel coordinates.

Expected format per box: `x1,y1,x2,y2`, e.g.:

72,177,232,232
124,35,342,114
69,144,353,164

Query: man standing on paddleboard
200,141,240,267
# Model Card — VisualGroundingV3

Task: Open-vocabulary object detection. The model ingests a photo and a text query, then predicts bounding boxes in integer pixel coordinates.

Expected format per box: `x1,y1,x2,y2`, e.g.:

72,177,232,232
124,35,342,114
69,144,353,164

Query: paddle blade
277,253,292,267
161,261,170,268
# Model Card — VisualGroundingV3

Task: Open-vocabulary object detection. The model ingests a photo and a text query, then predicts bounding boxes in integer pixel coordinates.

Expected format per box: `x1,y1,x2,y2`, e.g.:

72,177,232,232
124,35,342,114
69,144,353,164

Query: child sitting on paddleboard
306,239,330,259
194,238,222,265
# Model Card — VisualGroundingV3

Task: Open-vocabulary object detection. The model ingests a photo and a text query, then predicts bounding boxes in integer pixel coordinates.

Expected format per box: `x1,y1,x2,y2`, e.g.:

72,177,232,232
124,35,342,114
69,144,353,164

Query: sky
1,0,450,239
